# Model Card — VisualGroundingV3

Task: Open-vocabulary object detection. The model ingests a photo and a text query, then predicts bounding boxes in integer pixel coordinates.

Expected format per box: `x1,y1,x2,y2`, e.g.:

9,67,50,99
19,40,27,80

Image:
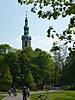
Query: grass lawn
0,91,7,100
0,96,4,100
30,90,75,100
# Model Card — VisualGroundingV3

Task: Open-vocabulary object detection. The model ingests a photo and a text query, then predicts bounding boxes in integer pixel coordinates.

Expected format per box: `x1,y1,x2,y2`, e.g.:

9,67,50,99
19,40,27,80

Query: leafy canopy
18,0,75,52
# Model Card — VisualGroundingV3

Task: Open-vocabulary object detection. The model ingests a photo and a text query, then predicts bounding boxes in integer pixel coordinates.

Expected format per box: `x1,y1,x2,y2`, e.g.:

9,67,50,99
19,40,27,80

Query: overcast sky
0,0,70,52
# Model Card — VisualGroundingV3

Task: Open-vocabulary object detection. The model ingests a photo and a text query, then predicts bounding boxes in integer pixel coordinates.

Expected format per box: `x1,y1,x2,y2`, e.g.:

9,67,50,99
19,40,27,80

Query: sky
0,0,70,52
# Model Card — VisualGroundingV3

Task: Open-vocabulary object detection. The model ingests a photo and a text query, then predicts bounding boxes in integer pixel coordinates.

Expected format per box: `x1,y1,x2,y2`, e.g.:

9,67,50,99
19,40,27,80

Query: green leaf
37,10,42,17
51,34,54,38
68,47,71,51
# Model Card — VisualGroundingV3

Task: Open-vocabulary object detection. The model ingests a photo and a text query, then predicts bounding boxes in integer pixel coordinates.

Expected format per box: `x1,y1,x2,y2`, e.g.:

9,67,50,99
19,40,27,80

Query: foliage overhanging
18,0,75,52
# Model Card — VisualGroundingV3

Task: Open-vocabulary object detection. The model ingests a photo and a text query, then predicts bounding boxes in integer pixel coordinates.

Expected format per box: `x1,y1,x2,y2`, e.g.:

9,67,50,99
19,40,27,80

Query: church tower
21,14,31,49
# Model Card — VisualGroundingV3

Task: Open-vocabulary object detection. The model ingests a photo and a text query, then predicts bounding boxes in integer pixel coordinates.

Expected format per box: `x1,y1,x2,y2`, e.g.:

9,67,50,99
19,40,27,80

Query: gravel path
2,88,62,100
2,93,31,100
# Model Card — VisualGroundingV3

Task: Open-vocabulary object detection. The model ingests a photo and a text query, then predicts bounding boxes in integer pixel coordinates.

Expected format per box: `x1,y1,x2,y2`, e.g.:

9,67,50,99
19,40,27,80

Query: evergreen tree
26,69,36,89
0,66,12,91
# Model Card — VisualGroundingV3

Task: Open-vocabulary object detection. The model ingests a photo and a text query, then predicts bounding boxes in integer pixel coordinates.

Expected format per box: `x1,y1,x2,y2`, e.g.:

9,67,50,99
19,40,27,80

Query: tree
50,43,68,86
2,67,12,85
63,50,75,88
0,44,17,55
26,69,36,89
0,44,11,55
18,0,75,51
17,47,35,86
33,48,55,84
0,65,12,91
18,47,34,68
4,51,20,87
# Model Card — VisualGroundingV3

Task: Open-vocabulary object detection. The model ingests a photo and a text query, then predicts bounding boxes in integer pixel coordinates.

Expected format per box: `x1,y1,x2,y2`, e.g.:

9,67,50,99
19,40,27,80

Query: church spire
24,11,29,35
21,12,31,49
25,11,28,27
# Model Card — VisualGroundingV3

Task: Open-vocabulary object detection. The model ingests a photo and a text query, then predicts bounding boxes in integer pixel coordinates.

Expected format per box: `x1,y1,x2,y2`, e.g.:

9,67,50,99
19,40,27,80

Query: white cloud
15,36,21,41
32,35,54,52
6,36,22,49
13,36,22,49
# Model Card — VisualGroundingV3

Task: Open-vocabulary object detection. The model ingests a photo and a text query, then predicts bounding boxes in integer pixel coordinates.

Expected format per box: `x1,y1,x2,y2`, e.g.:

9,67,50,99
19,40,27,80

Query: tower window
25,41,27,47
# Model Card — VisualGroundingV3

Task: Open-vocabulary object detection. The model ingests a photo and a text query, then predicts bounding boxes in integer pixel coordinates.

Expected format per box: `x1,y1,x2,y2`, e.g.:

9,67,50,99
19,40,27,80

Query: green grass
0,96,4,100
0,92,7,100
30,90,75,100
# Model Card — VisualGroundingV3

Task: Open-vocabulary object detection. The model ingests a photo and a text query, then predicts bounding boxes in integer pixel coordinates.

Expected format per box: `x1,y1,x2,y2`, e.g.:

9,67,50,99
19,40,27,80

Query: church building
21,15,31,49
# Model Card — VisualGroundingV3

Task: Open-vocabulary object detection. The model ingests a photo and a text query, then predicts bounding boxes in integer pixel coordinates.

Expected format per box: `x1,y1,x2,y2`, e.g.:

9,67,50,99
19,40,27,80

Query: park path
2,93,31,100
2,87,62,100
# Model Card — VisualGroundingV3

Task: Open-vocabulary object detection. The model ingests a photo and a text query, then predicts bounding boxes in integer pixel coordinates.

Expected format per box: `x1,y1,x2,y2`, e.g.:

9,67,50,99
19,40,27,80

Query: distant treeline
0,44,75,91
